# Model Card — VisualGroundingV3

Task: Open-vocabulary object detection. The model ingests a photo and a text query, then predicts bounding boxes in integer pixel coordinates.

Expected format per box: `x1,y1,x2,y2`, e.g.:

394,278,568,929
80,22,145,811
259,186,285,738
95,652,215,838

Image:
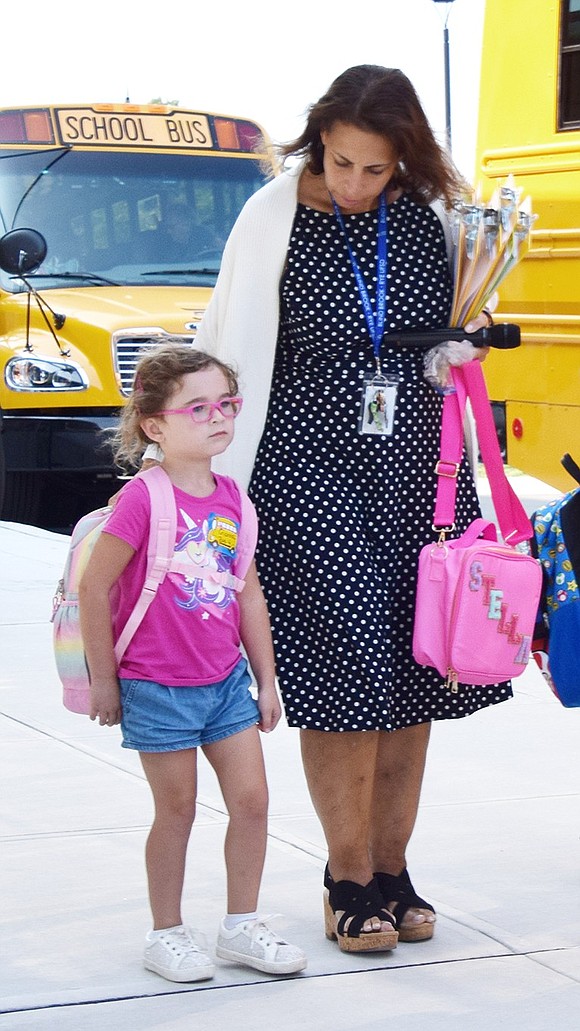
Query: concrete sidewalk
1,473,579,1030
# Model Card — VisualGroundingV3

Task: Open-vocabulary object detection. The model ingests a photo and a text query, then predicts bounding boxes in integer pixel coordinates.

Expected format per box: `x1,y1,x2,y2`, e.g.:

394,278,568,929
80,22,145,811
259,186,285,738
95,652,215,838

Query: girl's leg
205,726,307,975
139,748,198,929
202,725,268,913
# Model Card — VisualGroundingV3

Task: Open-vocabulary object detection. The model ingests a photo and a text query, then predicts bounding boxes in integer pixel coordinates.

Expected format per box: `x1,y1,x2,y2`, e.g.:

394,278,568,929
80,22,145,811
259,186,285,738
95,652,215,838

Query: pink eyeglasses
158,397,243,423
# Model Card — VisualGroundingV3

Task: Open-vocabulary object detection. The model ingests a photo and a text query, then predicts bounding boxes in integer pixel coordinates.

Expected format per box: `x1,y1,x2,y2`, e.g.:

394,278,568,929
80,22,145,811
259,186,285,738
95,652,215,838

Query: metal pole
443,21,452,151
432,0,456,152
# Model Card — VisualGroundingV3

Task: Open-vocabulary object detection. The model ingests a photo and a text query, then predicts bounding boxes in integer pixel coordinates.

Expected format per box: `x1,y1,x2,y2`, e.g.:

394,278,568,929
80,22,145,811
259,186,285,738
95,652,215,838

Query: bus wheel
0,470,43,525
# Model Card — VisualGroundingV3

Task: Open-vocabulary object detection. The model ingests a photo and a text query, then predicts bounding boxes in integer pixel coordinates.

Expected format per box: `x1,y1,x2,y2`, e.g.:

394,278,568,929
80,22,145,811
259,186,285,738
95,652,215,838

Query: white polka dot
251,196,512,732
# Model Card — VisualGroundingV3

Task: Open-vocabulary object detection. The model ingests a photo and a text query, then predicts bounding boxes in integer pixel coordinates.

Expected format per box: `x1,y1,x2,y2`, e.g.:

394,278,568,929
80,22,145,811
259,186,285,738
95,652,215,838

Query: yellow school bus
475,0,580,491
0,104,275,522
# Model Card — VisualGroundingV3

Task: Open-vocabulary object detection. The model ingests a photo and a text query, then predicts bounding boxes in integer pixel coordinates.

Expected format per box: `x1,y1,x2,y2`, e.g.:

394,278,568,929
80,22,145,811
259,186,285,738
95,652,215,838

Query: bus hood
1,284,215,408
44,283,214,335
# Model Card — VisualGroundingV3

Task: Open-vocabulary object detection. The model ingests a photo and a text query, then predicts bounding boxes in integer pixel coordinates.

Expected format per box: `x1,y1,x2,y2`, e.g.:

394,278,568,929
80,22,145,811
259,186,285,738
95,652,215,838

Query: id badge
358,374,399,436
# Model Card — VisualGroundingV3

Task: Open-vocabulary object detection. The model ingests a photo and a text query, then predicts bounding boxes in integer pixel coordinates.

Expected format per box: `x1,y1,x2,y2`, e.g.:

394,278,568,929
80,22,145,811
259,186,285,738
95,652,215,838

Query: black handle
562,452,580,486
384,323,520,350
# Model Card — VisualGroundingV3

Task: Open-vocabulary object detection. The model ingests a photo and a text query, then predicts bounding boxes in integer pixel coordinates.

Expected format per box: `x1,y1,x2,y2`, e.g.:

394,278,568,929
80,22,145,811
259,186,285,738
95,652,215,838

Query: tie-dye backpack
531,453,580,707
51,466,257,714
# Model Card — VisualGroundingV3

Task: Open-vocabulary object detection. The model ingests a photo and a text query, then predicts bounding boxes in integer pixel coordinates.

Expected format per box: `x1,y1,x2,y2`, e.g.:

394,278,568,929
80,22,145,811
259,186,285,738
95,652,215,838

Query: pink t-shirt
104,474,251,686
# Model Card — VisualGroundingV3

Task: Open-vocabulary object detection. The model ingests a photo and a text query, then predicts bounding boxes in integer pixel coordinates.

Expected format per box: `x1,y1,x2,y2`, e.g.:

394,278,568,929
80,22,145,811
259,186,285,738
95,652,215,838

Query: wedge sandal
323,864,398,953
374,868,436,942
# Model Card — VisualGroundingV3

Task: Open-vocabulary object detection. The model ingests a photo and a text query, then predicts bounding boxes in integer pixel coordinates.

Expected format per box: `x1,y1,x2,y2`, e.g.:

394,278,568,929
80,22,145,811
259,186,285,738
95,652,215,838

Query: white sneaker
216,917,307,975
144,925,215,982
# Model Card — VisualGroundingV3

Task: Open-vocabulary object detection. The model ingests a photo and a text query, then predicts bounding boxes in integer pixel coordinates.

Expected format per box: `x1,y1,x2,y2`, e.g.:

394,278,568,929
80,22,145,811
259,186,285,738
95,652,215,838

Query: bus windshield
0,149,267,289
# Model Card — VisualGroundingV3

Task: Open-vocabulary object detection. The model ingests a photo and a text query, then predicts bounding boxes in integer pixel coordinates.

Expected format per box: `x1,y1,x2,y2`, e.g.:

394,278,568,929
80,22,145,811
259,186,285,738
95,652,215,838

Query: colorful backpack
51,466,257,714
531,453,580,707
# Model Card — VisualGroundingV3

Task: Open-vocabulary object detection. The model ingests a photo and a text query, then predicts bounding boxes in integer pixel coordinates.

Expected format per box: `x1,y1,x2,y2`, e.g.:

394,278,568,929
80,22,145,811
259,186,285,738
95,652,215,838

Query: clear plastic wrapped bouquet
424,175,538,391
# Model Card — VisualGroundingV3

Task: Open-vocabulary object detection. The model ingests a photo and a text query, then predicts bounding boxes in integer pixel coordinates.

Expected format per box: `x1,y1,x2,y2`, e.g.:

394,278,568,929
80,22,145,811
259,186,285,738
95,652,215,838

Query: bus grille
114,332,196,396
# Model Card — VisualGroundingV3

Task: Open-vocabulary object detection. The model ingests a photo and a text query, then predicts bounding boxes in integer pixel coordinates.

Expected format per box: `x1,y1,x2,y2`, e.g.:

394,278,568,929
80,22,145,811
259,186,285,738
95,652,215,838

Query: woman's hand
463,309,493,362
463,292,498,362
424,303,496,387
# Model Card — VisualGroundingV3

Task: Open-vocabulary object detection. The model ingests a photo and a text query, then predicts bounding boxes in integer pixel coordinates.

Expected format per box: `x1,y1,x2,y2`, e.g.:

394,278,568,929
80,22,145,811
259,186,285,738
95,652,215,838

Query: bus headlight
5,356,89,391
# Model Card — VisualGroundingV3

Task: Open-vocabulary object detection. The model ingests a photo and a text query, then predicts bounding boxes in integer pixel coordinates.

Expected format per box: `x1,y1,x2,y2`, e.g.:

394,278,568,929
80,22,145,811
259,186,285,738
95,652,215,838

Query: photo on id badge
359,375,398,436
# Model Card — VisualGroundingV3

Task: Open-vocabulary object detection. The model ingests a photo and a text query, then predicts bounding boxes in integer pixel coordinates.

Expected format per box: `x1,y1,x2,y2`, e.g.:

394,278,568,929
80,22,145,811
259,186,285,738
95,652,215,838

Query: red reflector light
512,417,524,439
212,118,263,153
0,112,26,143
236,120,262,152
0,109,53,144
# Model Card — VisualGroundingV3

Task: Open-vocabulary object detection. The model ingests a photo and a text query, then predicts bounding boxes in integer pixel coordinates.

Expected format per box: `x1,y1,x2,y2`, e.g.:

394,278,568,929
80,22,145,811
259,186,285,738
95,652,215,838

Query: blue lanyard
331,192,388,371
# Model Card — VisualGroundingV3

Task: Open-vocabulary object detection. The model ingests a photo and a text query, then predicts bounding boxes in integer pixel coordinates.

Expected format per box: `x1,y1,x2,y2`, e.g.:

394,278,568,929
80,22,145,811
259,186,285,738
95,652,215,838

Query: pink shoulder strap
433,361,531,545
113,466,176,663
113,471,257,665
233,482,258,580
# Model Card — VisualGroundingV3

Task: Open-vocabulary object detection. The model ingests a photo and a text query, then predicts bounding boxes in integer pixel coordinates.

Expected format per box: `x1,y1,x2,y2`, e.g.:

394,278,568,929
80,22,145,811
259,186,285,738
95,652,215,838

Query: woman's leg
203,726,268,913
139,748,198,929
370,723,431,871
370,722,436,933
300,728,394,938
300,729,378,883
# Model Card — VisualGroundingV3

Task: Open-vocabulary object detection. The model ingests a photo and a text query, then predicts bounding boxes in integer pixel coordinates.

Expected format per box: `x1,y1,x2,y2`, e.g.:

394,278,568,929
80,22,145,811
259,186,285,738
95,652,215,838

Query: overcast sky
2,0,486,178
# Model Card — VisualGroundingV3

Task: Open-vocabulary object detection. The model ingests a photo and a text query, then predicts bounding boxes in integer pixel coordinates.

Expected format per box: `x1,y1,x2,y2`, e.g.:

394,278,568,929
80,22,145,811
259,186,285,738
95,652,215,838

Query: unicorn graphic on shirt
170,510,234,612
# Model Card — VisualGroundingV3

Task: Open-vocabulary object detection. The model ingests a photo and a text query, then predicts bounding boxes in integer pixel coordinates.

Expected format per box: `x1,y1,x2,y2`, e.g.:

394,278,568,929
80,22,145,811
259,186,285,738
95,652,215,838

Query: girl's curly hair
110,341,238,469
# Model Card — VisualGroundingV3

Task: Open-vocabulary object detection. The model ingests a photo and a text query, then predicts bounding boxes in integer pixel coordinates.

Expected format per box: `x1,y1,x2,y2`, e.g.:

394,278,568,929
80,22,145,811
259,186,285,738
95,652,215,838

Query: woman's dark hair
278,64,466,207
111,342,239,468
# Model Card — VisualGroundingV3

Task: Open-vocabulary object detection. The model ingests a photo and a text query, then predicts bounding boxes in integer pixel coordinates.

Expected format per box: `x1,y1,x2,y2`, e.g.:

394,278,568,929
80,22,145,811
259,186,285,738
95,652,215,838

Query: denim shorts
119,657,259,753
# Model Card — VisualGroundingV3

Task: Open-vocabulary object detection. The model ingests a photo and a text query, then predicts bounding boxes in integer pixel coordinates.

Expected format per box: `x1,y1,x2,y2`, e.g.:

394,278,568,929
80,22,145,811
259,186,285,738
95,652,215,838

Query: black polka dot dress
250,195,512,731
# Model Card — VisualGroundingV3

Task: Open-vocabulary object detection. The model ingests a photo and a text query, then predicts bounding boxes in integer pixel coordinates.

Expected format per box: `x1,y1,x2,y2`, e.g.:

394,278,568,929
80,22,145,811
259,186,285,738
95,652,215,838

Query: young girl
78,345,306,983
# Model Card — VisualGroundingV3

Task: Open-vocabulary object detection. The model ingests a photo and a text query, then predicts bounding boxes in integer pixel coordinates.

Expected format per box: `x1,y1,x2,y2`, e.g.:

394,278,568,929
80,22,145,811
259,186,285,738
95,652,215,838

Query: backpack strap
167,557,247,593
113,466,176,664
229,479,258,580
112,471,256,663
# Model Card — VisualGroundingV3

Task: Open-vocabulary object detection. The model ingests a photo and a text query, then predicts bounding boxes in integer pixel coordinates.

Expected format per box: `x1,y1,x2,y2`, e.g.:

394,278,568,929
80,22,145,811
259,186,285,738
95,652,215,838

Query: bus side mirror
0,228,47,275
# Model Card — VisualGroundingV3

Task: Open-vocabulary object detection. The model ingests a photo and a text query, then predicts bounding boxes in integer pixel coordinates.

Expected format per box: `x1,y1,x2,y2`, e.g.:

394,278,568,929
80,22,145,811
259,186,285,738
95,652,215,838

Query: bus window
559,0,580,127
0,104,276,525
0,149,266,288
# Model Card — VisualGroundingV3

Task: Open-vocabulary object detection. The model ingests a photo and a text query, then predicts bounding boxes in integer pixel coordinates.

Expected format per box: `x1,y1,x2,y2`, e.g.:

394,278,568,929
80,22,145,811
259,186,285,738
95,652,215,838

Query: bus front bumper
0,412,122,474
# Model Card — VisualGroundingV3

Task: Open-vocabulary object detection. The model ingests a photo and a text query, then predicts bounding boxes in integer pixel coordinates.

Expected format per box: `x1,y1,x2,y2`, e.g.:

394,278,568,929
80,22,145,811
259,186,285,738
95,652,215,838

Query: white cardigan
195,168,301,485
195,166,455,487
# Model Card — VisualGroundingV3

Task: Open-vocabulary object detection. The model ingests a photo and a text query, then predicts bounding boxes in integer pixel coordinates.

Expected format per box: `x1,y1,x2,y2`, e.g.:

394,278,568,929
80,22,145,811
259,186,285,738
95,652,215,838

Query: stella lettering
481,574,497,607
487,588,503,620
469,560,483,591
468,560,528,663
514,635,532,665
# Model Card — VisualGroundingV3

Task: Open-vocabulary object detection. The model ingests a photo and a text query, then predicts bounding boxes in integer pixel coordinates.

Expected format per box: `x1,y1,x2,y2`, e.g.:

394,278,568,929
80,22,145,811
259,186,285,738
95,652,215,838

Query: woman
191,65,512,951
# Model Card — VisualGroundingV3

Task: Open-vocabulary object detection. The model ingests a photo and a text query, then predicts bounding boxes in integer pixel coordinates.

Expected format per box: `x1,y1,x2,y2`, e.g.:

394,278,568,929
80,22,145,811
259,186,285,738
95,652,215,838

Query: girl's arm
238,560,281,733
78,533,136,727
